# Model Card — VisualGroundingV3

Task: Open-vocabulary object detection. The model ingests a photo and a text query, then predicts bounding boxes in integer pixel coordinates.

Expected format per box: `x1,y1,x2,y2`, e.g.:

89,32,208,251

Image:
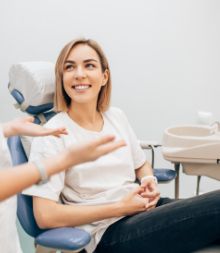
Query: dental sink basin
167,125,214,138
162,124,220,180
162,124,220,161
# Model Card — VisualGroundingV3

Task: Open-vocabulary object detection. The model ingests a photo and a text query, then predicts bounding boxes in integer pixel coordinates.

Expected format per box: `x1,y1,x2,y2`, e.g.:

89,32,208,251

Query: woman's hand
140,178,160,210
3,116,68,138
117,186,149,216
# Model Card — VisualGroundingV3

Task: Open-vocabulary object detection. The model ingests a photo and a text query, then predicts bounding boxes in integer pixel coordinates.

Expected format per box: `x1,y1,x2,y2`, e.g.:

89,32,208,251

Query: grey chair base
36,245,56,253
36,244,84,253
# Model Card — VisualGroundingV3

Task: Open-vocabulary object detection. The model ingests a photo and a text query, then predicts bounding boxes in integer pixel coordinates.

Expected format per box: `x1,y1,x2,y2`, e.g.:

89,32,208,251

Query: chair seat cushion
35,227,91,251
154,168,176,183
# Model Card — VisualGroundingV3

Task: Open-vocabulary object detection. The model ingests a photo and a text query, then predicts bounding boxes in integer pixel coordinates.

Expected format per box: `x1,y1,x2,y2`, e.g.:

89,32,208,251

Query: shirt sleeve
113,108,146,169
23,135,65,202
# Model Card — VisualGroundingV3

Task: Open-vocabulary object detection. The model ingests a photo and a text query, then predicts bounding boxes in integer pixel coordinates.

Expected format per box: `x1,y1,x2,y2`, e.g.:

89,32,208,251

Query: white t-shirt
23,107,146,253
0,125,22,253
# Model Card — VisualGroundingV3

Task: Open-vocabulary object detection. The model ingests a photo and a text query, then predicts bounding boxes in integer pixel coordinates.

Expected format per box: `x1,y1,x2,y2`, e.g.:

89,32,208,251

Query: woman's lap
95,190,220,253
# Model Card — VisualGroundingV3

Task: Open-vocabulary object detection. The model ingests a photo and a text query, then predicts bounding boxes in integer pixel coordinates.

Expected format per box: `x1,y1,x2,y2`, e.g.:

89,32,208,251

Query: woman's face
63,44,108,107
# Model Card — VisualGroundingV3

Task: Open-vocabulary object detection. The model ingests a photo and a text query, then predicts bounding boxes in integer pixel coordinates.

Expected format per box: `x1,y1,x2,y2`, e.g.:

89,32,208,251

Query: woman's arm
135,161,153,180
135,162,160,209
33,186,149,229
0,135,125,201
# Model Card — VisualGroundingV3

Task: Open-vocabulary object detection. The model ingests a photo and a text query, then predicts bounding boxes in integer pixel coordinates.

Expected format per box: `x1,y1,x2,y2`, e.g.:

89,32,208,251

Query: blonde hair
54,38,111,112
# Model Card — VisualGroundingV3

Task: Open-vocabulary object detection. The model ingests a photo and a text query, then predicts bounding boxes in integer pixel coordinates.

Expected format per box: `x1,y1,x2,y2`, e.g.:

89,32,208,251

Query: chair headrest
8,61,55,115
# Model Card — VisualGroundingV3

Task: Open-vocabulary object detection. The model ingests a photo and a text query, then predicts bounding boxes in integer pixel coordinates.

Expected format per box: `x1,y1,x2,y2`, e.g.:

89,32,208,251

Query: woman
0,115,123,253
24,39,220,253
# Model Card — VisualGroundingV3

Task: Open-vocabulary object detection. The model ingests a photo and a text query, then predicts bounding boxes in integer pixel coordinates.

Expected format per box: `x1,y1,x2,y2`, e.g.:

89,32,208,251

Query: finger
140,181,149,187
141,192,155,198
144,199,150,209
137,197,150,209
145,203,150,209
149,196,160,208
141,193,158,199
54,127,68,135
49,127,68,137
141,180,157,188
24,116,35,123
149,199,159,207
148,182,158,191
97,140,126,155
147,205,156,211
135,195,149,207
130,186,144,196
147,202,156,209
141,190,159,198
91,135,116,147
147,204,158,211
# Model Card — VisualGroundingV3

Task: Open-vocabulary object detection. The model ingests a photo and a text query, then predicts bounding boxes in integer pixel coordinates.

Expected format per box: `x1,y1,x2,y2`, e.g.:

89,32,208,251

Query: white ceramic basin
162,124,220,180
162,124,220,162
167,125,214,137
163,125,219,148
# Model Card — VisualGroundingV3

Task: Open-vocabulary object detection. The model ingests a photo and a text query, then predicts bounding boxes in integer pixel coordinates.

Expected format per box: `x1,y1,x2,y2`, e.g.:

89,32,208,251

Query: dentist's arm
2,116,67,138
0,135,125,201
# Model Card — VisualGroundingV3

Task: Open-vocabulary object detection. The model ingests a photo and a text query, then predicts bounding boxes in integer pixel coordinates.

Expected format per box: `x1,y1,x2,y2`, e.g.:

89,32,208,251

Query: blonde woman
24,39,220,253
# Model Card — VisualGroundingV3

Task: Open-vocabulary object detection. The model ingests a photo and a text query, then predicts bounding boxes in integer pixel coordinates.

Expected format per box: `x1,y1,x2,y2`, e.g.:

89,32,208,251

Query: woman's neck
68,103,103,132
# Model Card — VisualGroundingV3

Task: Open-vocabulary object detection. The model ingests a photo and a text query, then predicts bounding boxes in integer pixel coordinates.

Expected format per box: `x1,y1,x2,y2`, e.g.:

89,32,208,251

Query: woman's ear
102,69,109,86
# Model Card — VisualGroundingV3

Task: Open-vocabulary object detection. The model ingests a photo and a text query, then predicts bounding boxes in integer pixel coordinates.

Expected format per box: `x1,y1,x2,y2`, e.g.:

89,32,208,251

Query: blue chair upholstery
153,168,176,183
10,87,53,115
7,135,91,252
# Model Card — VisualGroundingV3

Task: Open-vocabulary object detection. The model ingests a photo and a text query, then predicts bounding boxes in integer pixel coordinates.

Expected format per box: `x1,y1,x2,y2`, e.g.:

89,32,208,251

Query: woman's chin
70,96,97,106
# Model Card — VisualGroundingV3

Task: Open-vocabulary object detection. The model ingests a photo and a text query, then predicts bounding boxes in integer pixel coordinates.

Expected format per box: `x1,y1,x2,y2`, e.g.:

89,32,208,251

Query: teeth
74,85,90,90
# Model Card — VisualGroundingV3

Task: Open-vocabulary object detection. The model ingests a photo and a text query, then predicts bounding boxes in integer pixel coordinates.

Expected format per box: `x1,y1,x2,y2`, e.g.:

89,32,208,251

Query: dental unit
162,122,220,197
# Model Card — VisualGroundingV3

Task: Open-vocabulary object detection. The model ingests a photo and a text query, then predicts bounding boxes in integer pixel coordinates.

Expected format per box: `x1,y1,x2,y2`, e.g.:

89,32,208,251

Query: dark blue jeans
95,190,220,253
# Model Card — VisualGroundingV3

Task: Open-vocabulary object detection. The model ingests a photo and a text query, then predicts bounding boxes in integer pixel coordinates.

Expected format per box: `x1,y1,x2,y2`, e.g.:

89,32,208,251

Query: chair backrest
7,136,46,237
8,61,56,238
8,62,55,114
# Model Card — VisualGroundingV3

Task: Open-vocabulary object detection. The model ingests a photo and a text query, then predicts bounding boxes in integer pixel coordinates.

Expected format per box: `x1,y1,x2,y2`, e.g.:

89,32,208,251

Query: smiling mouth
72,84,92,91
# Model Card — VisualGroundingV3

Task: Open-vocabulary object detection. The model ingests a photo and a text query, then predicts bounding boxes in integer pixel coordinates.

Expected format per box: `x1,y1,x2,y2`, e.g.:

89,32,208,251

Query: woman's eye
65,65,74,71
86,63,95,69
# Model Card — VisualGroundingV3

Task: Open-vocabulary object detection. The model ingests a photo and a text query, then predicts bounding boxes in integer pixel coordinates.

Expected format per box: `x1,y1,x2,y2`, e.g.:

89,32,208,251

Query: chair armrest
35,227,91,251
139,140,161,149
139,140,162,168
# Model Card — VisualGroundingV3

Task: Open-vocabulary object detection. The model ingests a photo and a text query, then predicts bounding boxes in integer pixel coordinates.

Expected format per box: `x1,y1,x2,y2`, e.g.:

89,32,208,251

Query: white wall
1,0,220,191
1,1,220,251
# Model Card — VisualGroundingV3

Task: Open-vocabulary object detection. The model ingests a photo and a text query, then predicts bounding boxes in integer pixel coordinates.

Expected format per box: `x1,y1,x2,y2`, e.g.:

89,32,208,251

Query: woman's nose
75,66,86,79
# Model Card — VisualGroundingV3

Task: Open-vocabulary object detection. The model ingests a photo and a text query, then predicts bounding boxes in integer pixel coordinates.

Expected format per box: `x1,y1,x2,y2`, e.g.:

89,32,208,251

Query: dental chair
8,62,91,253
7,61,176,253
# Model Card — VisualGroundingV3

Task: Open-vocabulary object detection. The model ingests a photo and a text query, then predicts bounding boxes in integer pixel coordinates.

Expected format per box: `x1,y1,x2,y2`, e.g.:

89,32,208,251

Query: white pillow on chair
8,61,55,109
9,61,55,157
